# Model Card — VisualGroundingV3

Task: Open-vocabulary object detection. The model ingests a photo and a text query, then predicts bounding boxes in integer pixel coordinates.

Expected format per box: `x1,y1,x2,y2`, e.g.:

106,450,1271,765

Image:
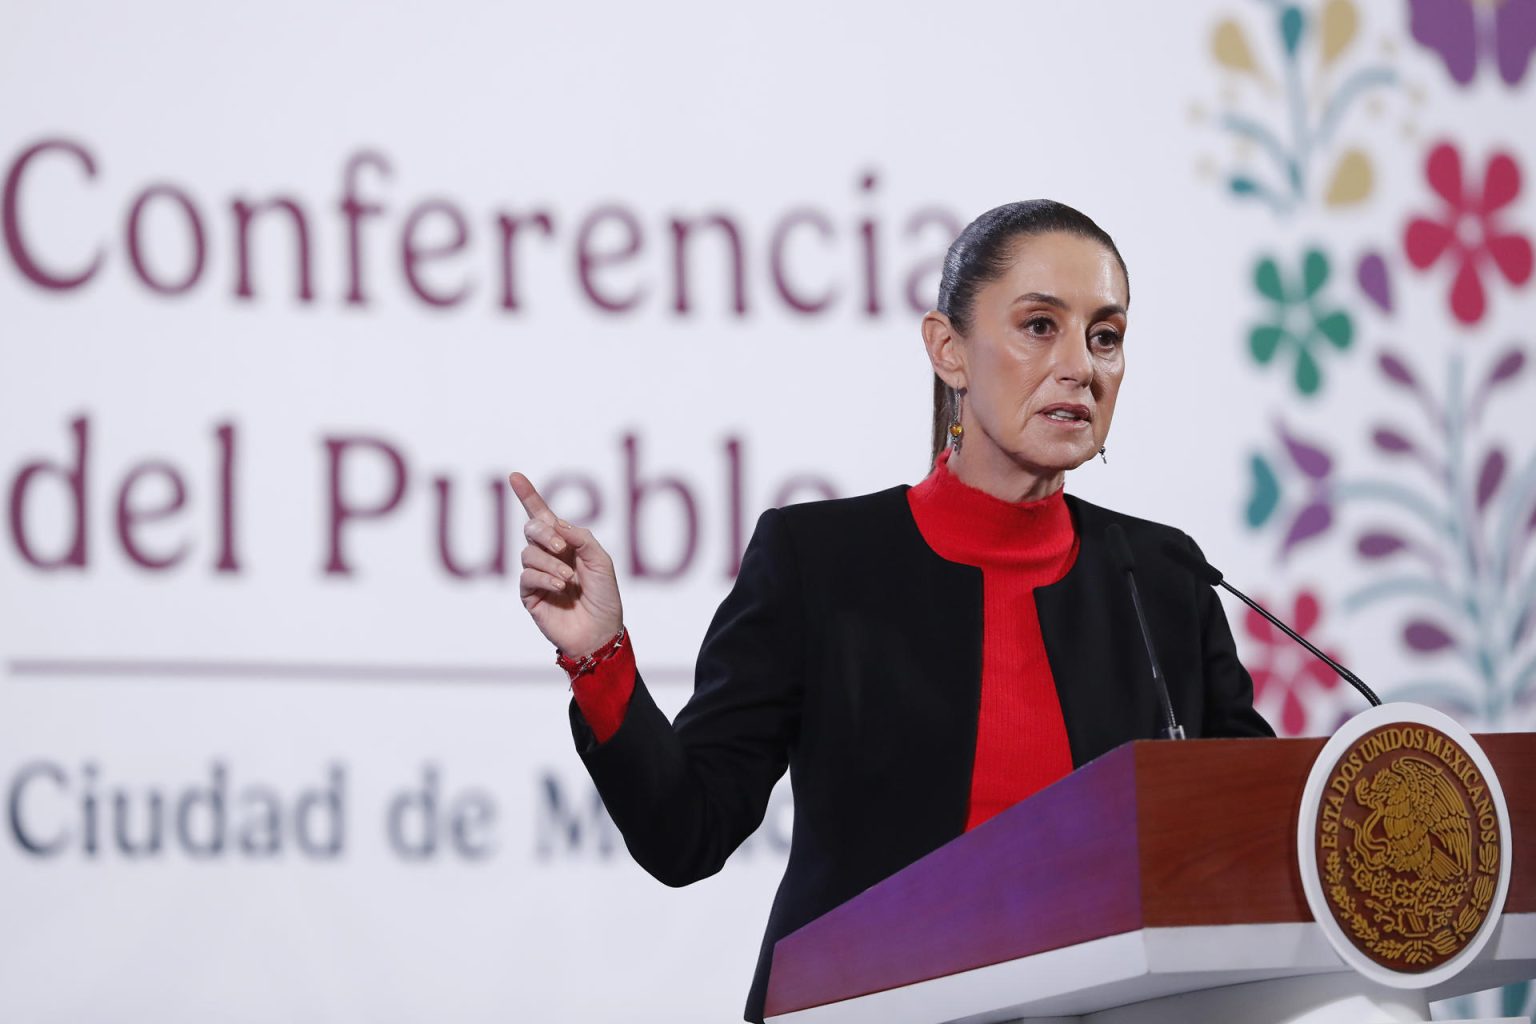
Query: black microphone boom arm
1161,540,1382,709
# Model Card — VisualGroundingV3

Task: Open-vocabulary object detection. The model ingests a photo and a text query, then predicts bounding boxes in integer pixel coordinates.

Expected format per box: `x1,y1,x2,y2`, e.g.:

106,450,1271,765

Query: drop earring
949,389,964,453
1099,446,1107,464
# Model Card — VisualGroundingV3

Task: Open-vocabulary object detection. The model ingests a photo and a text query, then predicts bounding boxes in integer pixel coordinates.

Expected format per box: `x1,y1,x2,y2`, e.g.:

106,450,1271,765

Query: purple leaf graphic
1486,349,1526,389
1476,449,1507,511
1372,427,1417,454
1278,423,1333,479
1515,606,1534,648
1494,0,1536,86
1282,500,1333,555
1511,607,1536,647
1378,351,1419,391
1357,532,1408,558
1403,619,1455,653
1471,349,1526,424
1356,251,1392,312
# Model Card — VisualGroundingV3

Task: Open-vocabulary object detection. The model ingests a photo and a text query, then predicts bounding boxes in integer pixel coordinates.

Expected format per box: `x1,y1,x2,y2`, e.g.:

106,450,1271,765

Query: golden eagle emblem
1352,756,1472,885
1312,725,1501,973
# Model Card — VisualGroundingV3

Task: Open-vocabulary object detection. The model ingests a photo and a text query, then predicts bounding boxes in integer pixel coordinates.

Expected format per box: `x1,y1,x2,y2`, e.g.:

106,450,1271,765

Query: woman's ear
921,311,968,390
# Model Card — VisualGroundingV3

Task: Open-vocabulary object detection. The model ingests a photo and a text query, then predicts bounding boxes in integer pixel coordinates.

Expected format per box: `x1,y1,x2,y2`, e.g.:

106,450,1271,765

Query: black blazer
569,485,1273,1022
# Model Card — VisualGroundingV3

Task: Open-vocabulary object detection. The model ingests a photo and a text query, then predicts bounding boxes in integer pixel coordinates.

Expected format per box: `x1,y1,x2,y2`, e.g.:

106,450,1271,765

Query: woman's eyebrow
1013,293,1128,321
1012,291,1067,309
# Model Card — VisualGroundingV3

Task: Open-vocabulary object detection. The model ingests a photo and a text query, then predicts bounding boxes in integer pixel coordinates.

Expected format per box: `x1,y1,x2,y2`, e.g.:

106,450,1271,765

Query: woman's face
932,231,1129,488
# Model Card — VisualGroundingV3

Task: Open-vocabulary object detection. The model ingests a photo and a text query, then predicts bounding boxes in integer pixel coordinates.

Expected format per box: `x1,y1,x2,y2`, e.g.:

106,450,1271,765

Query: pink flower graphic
1404,142,1533,326
1244,590,1342,736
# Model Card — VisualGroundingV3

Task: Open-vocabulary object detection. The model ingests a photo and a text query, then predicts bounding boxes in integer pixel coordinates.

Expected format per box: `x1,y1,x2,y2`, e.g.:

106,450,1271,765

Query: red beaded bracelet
555,626,627,682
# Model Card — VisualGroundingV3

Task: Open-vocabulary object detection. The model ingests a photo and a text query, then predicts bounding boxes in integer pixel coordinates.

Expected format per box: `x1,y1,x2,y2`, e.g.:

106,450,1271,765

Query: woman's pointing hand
508,472,624,658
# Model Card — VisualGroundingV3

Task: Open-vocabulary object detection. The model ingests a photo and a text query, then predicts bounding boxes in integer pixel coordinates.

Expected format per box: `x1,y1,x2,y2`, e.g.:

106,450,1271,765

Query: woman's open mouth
1039,403,1092,426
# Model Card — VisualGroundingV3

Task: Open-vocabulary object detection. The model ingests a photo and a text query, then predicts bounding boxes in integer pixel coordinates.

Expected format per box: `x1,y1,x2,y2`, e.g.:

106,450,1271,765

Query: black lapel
885,485,984,838
1035,495,1163,765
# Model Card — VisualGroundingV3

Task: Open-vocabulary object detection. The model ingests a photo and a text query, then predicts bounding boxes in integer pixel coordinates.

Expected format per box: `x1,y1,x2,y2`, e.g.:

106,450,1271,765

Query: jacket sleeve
567,506,804,887
1184,533,1276,739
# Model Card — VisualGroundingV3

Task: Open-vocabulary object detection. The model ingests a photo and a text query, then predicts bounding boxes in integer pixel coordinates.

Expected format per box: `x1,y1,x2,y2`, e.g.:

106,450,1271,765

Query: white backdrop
3,1,1534,1021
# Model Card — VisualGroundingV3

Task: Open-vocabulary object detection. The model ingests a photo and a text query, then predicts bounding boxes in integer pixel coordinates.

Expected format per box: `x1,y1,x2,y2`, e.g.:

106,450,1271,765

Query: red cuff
570,638,637,744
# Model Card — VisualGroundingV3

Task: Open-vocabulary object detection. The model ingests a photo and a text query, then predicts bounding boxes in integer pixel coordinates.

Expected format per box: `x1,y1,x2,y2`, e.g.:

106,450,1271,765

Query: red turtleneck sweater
906,447,1078,828
569,447,1080,831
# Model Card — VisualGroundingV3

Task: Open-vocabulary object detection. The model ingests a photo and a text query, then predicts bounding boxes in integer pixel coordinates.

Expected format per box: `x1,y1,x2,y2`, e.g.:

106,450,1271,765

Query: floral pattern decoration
1243,346,1536,723
1244,589,1346,735
1208,0,1396,215
1249,248,1355,394
1404,141,1534,325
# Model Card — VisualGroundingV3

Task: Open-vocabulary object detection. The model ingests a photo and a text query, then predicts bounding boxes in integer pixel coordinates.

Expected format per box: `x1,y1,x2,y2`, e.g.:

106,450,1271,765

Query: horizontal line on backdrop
5,658,696,686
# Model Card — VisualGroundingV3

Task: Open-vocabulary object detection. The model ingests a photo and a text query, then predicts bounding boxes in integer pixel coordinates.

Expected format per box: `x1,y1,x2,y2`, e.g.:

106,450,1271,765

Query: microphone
1160,541,1382,708
1106,524,1186,740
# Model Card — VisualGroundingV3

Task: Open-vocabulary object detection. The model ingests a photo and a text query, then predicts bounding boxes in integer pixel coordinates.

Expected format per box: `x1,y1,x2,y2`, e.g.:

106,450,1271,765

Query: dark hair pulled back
929,200,1130,465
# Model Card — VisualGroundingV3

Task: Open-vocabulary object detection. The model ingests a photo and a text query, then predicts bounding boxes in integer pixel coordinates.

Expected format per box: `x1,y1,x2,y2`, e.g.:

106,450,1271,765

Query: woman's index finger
507,472,558,524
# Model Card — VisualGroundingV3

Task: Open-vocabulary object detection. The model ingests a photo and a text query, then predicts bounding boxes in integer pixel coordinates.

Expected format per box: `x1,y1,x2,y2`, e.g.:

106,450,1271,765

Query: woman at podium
508,200,1274,1023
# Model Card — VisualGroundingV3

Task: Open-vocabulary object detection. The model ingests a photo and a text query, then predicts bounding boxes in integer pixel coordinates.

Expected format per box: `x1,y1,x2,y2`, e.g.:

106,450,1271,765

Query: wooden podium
764,737,1536,1024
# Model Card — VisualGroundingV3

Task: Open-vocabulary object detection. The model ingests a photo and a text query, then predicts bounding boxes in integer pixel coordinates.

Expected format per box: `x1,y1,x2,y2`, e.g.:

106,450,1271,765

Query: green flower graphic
1248,249,1354,395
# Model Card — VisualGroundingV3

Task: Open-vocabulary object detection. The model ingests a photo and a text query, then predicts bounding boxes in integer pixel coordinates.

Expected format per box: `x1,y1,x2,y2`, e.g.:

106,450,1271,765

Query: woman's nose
1052,331,1094,384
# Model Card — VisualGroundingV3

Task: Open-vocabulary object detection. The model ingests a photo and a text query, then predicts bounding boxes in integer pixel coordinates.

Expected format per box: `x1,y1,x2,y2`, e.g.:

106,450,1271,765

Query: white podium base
1013,972,1429,1023
1009,971,1526,1023
766,915,1536,1024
